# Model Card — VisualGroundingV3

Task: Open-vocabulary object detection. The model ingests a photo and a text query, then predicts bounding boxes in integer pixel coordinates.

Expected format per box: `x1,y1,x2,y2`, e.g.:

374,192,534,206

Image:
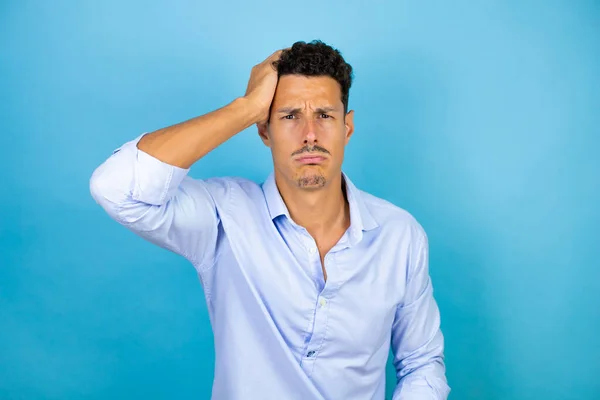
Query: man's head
258,40,355,191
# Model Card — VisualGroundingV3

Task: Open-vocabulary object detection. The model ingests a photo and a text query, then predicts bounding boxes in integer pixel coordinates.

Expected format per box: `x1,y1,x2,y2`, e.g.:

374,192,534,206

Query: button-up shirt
90,135,450,399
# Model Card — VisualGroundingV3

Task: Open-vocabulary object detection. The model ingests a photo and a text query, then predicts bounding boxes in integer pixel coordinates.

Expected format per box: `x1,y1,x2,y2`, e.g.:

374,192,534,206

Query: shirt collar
262,172,291,220
261,171,378,243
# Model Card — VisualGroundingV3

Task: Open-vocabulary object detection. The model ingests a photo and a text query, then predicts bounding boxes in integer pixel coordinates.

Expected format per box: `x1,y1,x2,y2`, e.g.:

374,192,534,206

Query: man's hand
244,49,285,125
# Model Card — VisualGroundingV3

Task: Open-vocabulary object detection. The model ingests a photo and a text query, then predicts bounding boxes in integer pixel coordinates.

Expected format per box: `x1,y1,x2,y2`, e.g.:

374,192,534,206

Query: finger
268,48,288,70
268,47,289,62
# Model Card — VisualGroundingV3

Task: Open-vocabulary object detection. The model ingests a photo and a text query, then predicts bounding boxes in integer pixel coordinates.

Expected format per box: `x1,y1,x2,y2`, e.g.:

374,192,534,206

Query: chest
209,210,408,357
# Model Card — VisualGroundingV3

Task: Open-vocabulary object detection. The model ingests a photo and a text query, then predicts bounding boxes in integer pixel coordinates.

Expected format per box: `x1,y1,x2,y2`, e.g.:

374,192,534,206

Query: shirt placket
301,238,339,376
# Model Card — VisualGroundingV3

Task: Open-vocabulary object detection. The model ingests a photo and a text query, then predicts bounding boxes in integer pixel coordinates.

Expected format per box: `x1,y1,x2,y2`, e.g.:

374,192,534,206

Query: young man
90,40,449,399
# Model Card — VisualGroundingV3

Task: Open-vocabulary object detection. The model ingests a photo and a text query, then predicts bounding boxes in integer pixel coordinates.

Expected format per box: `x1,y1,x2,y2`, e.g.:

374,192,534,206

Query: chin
294,166,327,189
297,176,326,189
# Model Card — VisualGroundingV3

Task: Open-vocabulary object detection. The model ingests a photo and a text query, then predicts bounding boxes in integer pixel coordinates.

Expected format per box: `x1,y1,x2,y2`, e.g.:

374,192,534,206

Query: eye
320,113,331,119
283,114,295,120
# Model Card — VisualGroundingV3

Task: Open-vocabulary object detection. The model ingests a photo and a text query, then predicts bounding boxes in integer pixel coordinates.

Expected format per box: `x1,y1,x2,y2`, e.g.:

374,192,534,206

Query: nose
302,119,318,145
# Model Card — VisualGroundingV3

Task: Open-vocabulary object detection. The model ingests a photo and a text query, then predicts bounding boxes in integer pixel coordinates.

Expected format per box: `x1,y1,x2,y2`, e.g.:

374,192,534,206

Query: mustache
291,144,330,156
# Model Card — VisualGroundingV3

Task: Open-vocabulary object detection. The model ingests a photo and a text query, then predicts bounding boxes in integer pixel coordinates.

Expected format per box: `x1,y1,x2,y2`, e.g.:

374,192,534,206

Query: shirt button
309,247,317,254
319,297,327,307
306,350,316,358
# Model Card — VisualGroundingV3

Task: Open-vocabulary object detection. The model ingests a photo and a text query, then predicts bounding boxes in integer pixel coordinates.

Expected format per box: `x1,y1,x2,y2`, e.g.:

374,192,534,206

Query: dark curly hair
274,40,353,114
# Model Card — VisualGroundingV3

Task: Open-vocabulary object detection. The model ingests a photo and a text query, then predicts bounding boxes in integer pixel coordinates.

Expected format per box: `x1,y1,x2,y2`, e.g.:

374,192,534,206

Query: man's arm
391,232,450,400
136,49,284,168
89,50,283,267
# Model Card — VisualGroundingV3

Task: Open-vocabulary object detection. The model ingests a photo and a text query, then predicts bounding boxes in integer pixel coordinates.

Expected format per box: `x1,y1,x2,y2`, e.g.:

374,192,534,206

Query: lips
296,155,326,164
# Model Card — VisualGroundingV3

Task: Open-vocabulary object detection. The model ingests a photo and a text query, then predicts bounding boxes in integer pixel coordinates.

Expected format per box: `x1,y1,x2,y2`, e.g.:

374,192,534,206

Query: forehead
272,75,342,107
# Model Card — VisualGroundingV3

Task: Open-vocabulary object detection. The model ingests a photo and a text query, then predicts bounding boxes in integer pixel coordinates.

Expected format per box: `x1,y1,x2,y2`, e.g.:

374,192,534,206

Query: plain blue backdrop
1,1,599,399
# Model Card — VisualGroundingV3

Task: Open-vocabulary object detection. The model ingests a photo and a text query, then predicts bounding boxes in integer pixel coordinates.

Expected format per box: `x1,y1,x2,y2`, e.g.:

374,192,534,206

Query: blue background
1,1,599,399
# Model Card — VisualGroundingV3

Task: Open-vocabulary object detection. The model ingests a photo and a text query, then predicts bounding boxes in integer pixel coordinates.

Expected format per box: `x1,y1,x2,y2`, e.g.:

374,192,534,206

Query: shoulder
180,176,265,211
181,175,260,195
359,189,427,244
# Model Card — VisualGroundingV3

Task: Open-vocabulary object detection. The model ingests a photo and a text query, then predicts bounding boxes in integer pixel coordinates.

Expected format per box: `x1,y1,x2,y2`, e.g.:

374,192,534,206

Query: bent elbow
89,161,136,220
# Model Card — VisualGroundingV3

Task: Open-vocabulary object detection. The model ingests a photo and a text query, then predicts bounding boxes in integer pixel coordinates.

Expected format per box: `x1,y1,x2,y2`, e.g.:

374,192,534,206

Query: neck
275,171,350,238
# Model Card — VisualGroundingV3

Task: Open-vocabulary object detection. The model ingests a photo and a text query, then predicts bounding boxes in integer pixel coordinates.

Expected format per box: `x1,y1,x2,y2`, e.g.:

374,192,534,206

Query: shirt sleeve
391,232,451,400
89,134,226,269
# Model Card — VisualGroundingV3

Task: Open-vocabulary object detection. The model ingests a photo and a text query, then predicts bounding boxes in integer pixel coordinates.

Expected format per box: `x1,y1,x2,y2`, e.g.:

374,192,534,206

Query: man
90,40,450,399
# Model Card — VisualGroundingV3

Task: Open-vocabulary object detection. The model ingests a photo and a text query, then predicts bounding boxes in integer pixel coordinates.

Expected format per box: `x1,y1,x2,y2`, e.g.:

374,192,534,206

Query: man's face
259,74,354,190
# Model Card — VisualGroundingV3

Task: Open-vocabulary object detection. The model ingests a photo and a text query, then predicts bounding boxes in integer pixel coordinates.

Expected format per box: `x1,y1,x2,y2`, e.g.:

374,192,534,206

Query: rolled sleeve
90,134,225,268
391,233,450,400
131,144,190,206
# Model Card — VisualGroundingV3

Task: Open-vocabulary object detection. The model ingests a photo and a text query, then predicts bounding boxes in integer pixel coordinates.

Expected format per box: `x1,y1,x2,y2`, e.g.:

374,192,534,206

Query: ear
344,110,355,144
257,122,271,147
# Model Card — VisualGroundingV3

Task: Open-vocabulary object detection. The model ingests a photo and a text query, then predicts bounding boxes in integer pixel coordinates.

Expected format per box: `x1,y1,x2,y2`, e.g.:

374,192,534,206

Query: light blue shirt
90,135,450,400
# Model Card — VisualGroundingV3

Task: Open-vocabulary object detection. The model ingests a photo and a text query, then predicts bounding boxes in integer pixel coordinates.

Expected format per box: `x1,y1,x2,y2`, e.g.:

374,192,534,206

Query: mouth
295,155,327,164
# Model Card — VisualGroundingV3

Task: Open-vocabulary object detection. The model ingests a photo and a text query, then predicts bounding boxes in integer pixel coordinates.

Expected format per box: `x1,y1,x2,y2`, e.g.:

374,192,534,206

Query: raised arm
89,50,283,268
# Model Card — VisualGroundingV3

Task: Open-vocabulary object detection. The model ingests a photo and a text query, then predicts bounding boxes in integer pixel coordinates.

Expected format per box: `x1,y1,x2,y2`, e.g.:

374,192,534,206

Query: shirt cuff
116,134,190,206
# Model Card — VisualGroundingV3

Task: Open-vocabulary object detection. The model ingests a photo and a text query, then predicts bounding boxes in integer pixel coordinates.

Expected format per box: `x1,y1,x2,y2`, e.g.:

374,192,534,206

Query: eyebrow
275,106,338,114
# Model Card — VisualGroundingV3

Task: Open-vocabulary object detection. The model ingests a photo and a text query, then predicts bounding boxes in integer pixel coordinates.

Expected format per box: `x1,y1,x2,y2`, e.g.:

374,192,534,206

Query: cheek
269,123,299,140
267,135,296,158
326,126,350,144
